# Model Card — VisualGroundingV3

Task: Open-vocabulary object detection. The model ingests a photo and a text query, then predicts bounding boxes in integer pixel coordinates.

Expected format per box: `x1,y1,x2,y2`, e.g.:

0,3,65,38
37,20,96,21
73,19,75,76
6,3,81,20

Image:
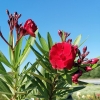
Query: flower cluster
6,10,37,41
0,10,37,49
49,30,99,84
73,46,99,83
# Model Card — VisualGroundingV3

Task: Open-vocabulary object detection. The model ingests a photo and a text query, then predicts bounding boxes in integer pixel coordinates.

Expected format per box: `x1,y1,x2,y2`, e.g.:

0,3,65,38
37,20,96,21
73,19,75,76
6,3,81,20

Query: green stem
49,75,58,100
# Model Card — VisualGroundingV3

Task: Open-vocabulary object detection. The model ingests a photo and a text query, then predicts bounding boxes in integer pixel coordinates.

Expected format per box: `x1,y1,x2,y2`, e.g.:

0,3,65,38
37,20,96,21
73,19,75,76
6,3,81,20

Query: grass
72,84,100,100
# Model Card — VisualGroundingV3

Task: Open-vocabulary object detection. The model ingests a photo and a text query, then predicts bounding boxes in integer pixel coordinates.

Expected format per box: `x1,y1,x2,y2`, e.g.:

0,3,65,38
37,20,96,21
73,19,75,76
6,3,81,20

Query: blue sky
0,0,100,70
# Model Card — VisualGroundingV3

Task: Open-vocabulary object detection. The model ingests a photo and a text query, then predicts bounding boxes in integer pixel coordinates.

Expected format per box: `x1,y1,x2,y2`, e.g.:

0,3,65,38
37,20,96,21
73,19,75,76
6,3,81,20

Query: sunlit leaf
73,34,81,46
0,51,13,68
38,33,49,51
0,62,6,72
14,37,23,63
15,29,38,68
8,32,15,65
47,32,53,50
30,72,52,84
0,78,12,93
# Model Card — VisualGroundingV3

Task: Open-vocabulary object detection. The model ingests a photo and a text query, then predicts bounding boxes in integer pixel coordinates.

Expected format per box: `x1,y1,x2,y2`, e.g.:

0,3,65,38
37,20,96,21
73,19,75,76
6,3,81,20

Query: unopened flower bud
85,66,92,72
0,30,2,36
83,46,87,53
91,58,99,64
6,9,9,15
85,51,89,56
7,20,10,25
81,53,85,59
77,59,82,64
14,12,18,16
67,39,72,44
19,23,22,27
86,59,92,64
18,14,21,18
58,30,62,37
64,32,70,38
72,70,82,84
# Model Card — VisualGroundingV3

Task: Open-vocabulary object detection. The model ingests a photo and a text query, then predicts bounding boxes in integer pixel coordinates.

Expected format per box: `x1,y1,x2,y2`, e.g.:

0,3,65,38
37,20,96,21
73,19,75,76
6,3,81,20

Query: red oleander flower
49,42,78,70
24,19,37,37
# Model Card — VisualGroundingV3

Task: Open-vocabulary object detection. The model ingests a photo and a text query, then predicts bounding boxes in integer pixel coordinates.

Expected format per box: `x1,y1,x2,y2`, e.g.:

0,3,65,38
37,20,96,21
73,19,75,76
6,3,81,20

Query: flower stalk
0,30,13,50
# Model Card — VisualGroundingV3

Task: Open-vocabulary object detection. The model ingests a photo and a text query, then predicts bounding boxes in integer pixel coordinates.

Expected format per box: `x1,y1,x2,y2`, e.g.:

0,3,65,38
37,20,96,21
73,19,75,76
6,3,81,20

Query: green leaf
31,78,44,95
79,35,89,47
15,29,38,68
68,85,85,93
34,95,45,98
47,32,53,50
24,61,38,74
30,47,52,72
0,91,12,95
21,62,30,74
78,81,88,85
39,60,52,72
64,70,72,85
30,45,43,60
0,78,12,93
35,77,49,97
38,33,49,51
30,72,52,84
73,34,81,46
14,37,23,63
0,51,12,68
35,41,48,58
8,32,15,65
0,62,6,72
0,74,13,86
92,64,100,69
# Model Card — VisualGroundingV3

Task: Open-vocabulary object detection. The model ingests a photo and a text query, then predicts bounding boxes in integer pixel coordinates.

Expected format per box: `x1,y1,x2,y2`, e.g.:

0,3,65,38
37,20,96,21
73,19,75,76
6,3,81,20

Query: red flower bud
6,9,9,16
91,58,99,64
77,59,82,64
58,30,62,37
64,32,70,38
67,39,72,44
85,51,89,57
24,19,37,37
83,46,87,53
85,66,92,72
72,70,82,84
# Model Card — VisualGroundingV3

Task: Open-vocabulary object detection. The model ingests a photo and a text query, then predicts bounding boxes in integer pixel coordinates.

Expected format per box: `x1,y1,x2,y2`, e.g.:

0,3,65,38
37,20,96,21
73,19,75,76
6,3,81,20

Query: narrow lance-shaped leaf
0,62,6,72
30,72,52,84
14,37,23,63
38,32,49,51
30,46,52,72
0,74,13,86
35,40,48,58
79,35,89,47
0,51,13,68
8,32,15,65
0,78,12,93
73,34,81,46
47,32,53,50
30,45,43,60
15,29,38,68
24,61,38,74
